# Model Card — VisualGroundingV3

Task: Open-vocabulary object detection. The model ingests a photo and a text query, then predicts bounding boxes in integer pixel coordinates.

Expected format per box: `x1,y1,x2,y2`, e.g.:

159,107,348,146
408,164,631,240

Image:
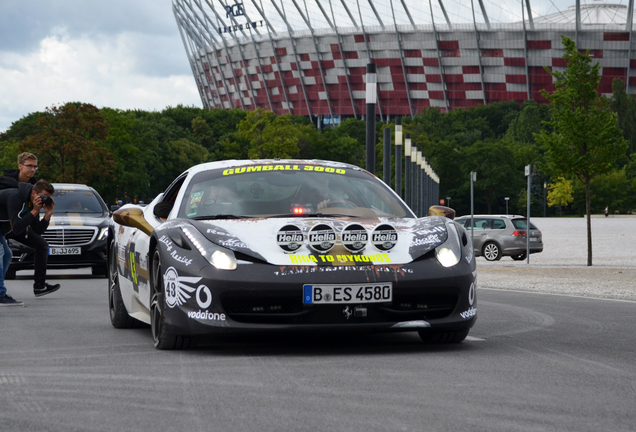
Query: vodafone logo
196,285,212,309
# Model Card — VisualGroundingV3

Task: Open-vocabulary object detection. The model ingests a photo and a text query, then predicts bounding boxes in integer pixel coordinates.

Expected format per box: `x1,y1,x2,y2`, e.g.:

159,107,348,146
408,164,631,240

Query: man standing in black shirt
3,152,39,185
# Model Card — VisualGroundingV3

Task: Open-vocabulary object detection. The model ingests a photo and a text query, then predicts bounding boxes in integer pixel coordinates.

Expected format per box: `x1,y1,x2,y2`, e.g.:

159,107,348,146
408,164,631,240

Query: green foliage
237,109,311,159
0,111,45,143
611,79,636,156
165,138,208,177
0,140,20,173
3,84,634,217
547,177,574,216
313,118,365,166
461,140,519,214
506,100,550,145
516,187,542,216
20,103,115,186
536,37,628,185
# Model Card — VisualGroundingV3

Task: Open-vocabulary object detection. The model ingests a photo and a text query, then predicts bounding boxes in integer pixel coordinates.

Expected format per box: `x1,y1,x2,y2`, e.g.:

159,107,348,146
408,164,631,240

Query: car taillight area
512,230,527,236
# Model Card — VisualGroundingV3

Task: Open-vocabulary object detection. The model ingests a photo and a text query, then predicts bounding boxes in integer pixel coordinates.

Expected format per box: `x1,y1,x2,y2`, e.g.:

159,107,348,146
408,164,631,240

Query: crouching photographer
0,180,60,297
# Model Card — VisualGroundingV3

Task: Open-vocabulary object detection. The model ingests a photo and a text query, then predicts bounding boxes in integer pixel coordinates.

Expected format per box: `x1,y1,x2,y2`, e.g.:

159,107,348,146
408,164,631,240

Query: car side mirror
428,205,456,220
112,206,154,236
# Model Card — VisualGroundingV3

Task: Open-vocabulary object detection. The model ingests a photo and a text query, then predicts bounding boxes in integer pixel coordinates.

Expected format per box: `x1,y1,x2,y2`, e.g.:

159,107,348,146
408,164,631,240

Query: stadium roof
533,0,633,25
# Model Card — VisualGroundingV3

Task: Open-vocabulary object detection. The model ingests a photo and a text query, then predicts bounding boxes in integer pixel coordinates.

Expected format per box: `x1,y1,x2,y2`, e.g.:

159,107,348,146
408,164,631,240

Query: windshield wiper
191,214,254,220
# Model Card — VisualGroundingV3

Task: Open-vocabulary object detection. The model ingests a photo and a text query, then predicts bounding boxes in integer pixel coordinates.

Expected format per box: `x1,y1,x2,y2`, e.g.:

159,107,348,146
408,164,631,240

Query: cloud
0,28,201,133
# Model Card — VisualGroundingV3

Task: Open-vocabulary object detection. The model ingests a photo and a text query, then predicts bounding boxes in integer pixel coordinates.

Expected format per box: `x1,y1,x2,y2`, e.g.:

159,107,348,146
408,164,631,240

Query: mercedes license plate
303,283,392,304
49,247,81,255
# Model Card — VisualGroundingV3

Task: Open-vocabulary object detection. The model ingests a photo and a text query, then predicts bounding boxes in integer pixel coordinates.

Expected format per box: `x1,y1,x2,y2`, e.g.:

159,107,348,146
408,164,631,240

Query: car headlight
97,227,109,241
181,227,237,270
435,222,462,268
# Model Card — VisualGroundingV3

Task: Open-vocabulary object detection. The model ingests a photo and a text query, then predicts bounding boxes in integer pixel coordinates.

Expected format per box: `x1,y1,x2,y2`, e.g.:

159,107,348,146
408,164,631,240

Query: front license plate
303,283,393,304
49,247,81,255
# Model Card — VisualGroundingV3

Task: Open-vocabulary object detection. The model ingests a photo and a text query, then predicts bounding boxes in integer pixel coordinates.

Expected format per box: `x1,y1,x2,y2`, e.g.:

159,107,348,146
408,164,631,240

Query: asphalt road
1,270,635,432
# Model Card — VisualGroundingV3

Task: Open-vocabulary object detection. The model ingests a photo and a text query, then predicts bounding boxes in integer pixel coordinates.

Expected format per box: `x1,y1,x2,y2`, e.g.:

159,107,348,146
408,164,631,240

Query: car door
464,217,490,255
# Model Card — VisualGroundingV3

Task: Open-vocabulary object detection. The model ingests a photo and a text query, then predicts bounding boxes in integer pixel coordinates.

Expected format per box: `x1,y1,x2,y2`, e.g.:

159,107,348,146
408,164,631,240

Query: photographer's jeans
8,229,49,290
0,235,12,298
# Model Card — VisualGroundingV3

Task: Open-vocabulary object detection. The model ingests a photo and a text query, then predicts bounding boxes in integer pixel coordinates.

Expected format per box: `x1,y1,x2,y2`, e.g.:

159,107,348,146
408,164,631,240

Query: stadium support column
404,133,411,207
366,63,377,174
395,118,403,197
410,142,417,211
416,148,423,216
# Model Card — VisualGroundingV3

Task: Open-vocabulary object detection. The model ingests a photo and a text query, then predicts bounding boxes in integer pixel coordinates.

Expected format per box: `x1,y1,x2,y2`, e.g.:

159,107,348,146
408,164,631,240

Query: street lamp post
505,197,509,215
446,197,451,208
544,181,547,217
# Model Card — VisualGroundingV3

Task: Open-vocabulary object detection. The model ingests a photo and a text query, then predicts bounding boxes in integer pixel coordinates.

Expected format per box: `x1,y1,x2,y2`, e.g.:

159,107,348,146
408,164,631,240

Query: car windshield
52,188,105,214
512,218,538,230
178,163,413,219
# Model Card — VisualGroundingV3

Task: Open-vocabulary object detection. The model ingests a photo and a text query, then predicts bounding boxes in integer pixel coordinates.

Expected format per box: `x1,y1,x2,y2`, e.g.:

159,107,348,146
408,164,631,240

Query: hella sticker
372,225,398,251
308,224,336,254
341,224,368,253
277,225,304,252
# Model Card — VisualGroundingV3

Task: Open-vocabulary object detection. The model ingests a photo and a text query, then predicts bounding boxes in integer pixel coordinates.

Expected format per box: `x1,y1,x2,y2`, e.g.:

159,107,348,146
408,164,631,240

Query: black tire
483,242,502,261
92,265,107,277
418,328,469,344
150,249,197,350
511,252,527,261
108,242,143,329
4,268,16,280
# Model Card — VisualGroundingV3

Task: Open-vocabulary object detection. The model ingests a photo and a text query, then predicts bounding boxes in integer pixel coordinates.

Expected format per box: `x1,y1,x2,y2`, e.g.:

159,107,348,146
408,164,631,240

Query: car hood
182,216,449,266
48,213,108,227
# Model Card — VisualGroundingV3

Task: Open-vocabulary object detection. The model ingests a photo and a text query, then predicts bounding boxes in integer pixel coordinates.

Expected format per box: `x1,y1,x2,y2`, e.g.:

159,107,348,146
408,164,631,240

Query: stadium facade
173,0,636,123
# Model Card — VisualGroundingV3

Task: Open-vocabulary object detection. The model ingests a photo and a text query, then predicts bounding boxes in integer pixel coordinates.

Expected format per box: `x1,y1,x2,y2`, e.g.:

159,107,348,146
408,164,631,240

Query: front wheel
483,242,502,261
108,242,142,328
150,249,197,350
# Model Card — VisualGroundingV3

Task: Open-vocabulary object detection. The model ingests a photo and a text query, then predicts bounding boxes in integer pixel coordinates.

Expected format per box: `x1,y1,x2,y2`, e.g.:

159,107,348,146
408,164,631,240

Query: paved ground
476,216,636,301
1,277,636,432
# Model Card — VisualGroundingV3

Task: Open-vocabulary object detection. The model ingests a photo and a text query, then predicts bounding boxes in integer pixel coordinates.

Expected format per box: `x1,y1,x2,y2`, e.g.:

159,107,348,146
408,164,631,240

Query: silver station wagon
454,215,543,261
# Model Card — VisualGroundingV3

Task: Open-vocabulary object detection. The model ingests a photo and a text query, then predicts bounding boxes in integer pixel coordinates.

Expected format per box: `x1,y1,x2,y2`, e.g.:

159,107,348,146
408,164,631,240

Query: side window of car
154,174,188,220
492,219,506,230
475,219,490,230
471,218,488,230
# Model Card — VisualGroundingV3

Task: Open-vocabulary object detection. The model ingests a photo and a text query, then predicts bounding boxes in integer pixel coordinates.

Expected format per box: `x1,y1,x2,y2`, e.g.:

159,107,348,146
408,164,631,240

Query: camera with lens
40,194,53,207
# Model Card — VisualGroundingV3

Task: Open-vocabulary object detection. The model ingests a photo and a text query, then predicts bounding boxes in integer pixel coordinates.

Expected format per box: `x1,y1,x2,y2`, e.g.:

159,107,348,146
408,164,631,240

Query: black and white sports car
108,160,477,349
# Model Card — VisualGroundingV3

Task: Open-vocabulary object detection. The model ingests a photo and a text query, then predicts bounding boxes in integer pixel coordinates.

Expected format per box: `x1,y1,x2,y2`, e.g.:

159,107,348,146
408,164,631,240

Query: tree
237,109,304,159
0,140,20,172
536,36,628,265
165,138,208,179
506,100,551,145
547,177,574,216
461,140,519,214
20,103,116,186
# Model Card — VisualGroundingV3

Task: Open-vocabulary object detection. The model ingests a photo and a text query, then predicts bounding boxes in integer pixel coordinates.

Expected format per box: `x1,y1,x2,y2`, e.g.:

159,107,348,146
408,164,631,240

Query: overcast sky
0,0,598,134
0,0,201,133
